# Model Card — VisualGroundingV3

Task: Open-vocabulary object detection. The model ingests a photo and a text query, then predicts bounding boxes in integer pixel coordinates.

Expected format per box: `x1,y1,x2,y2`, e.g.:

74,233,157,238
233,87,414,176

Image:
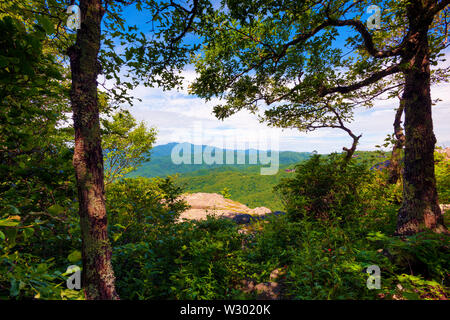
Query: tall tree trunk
397,15,446,235
387,100,405,185
68,0,119,299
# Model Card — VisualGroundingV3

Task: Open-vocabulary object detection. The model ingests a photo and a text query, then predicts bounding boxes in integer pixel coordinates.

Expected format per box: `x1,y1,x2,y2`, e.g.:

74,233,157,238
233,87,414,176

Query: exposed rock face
178,193,272,221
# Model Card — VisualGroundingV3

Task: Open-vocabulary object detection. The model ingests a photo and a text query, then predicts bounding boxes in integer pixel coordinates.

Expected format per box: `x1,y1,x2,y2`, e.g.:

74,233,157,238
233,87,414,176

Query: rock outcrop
178,192,272,221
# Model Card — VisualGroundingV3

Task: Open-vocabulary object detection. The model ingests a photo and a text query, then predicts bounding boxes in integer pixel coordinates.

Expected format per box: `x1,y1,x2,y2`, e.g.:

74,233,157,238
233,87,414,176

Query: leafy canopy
190,0,449,133
102,110,157,184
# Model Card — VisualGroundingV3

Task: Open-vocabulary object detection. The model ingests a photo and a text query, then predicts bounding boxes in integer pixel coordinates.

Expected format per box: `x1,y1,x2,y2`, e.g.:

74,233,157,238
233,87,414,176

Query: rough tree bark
397,5,447,235
67,0,119,299
387,100,405,184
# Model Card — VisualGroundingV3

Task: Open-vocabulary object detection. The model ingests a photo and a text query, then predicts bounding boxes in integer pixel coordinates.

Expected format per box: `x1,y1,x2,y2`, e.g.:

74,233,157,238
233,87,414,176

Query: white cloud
123,53,450,153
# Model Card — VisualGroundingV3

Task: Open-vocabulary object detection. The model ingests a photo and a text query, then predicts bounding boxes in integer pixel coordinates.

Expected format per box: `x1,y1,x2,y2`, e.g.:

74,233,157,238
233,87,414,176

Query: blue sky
110,3,450,153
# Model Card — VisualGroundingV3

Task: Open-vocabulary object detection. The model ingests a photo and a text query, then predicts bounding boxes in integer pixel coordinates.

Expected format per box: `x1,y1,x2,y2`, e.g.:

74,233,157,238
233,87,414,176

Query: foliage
0,250,83,300
106,176,189,245
102,110,157,185
0,202,82,299
435,150,450,204
396,274,448,300
190,0,449,132
275,153,375,221
109,176,448,300
1,1,448,301
367,231,450,288
0,15,69,185
220,187,232,199
0,14,79,300
112,217,250,299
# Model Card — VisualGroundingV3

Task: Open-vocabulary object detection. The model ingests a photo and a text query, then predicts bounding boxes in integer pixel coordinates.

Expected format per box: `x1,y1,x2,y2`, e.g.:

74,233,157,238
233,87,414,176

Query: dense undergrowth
1,152,448,300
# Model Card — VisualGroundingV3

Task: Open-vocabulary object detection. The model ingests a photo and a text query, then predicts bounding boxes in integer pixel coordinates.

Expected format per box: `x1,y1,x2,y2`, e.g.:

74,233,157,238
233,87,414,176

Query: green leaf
48,204,64,215
68,250,82,263
22,227,34,240
10,278,19,297
402,291,420,300
0,218,20,227
7,205,20,215
36,263,48,273
112,233,122,242
37,16,55,35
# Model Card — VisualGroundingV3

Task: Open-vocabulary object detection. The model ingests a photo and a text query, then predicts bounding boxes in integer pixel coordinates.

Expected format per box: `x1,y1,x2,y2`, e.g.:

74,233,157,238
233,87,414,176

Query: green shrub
275,154,374,222
435,151,450,204
113,216,251,299
106,176,188,244
247,215,397,299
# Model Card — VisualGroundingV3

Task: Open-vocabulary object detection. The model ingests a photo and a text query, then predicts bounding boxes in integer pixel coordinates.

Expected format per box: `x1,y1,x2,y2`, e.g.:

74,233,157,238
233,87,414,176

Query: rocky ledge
177,192,276,222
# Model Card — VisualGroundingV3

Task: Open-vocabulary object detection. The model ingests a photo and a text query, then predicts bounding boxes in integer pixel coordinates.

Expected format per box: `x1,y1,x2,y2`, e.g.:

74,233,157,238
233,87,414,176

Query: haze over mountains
128,142,312,178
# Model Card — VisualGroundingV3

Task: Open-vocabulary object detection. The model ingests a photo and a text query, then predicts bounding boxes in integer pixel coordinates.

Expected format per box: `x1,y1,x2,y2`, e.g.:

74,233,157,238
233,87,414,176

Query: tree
65,0,209,299
10,0,207,299
0,0,202,300
1,0,207,299
67,0,120,299
190,0,449,235
0,15,67,179
0,13,74,216
102,110,157,185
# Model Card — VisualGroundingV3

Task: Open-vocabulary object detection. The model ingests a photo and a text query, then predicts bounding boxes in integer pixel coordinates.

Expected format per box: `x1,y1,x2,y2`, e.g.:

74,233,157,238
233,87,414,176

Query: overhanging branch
319,64,401,96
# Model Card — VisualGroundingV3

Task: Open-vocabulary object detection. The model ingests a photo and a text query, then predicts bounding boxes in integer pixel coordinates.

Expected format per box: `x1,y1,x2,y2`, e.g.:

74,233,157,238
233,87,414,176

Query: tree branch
319,64,401,96
328,18,408,58
430,0,450,17
170,0,198,43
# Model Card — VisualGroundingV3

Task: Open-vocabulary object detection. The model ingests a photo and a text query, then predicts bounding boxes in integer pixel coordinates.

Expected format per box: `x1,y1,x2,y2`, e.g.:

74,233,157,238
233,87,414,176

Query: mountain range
127,143,391,210
128,142,312,178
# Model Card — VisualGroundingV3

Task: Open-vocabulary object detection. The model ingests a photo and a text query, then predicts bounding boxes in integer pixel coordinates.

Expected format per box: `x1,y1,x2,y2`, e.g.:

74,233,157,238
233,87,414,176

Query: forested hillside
137,148,394,210
128,143,311,178
178,165,292,209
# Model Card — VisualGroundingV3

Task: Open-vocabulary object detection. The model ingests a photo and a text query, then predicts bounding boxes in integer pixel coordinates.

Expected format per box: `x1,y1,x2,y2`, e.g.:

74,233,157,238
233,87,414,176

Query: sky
115,3,450,154
121,52,450,154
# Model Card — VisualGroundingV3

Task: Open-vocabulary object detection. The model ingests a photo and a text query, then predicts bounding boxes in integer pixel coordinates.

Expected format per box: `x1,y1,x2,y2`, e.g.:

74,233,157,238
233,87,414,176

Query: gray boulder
232,213,254,224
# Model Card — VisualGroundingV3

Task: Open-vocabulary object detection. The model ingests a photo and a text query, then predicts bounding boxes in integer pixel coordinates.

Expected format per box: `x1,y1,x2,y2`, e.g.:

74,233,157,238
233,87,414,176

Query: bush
246,215,396,299
113,216,251,299
106,176,188,244
275,154,374,222
435,151,450,204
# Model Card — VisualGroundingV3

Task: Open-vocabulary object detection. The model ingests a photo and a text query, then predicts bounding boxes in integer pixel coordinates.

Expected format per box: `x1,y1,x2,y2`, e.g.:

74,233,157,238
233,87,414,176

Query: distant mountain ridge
128,142,311,178
148,142,306,157
127,145,395,210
